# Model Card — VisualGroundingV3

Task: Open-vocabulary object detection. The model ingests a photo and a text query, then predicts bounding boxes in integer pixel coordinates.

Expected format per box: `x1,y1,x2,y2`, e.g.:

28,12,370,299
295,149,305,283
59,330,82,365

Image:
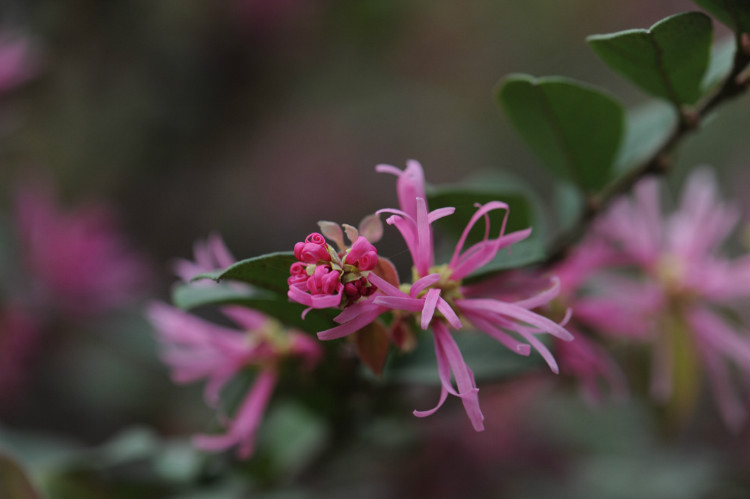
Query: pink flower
316,160,573,431
0,33,37,95
173,232,236,282
14,181,149,318
586,169,750,429
147,302,321,458
288,220,382,312
555,326,627,406
545,238,630,404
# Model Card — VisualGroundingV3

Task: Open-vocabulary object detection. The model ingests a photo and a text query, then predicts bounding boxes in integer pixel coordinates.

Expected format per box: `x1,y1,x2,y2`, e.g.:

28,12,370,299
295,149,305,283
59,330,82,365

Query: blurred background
0,0,749,497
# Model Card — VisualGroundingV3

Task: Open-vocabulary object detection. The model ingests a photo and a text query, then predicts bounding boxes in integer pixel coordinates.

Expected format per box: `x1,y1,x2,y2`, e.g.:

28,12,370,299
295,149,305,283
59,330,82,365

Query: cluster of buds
288,217,381,311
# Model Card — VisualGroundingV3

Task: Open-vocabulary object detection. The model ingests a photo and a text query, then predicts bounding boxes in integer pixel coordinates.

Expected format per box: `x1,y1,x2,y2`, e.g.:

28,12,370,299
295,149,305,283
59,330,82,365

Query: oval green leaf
587,12,713,106
497,75,625,193
614,100,677,174
171,283,336,334
427,185,536,239
693,0,750,33
194,251,296,295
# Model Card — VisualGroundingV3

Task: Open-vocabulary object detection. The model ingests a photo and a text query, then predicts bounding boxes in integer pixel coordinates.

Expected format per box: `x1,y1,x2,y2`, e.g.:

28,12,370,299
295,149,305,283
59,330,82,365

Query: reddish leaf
354,321,391,377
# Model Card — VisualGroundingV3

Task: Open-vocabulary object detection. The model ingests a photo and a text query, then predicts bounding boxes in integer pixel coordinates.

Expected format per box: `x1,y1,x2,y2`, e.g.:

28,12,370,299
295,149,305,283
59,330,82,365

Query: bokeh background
1,0,749,497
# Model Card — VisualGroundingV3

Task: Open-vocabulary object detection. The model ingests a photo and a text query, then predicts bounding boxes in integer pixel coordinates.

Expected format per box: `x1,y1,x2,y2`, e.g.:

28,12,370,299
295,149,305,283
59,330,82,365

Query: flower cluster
288,217,381,312
290,160,573,431
148,235,322,458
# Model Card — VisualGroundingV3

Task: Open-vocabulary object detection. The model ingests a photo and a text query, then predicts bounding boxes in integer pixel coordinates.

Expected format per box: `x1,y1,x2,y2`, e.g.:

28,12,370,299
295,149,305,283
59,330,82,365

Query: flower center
655,254,687,298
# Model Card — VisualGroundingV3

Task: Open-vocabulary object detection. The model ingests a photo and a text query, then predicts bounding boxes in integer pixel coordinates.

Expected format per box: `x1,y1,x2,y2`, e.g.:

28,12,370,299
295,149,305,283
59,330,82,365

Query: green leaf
614,100,677,173
462,236,547,283
258,402,329,478
171,283,336,334
427,183,537,238
498,75,625,193
702,35,737,92
587,12,713,106
693,0,750,33
171,283,256,310
0,454,39,499
425,174,548,280
194,252,295,295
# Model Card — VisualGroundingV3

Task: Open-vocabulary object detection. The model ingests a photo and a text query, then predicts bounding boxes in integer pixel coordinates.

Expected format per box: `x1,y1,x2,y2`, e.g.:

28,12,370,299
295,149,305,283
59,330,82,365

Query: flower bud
344,236,378,271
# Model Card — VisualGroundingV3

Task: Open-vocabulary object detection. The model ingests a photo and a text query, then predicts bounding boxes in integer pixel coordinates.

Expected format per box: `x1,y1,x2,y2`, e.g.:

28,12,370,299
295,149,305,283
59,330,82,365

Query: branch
542,33,750,268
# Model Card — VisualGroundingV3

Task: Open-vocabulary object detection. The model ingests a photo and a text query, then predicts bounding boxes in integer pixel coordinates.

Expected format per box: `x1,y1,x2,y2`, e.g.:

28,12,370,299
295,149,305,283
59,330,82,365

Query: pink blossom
586,169,750,429
543,238,632,403
14,182,149,318
317,160,573,431
173,232,236,283
147,302,321,458
555,326,627,406
0,33,37,95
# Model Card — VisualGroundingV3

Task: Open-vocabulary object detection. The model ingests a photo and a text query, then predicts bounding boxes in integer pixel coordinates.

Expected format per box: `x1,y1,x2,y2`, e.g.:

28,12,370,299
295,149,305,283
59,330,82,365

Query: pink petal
455,298,573,341
437,297,462,329
317,307,384,340
433,322,485,431
421,288,441,329
409,273,441,298
462,313,531,356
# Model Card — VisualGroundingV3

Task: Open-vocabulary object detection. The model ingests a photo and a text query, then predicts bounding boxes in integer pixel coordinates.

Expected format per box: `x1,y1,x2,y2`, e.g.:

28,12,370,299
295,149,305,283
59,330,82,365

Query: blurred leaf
0,454,39,499
587,12,713,106
693,0,750,33
195,252,295,295
35,428,210,499
498,75,624,193
386,329,544,385
153,441,203,484
702,35,737,92
172,283,336,334
553,181,585,234
259,402,329,478
529,393,723,499
614,100,677,173
96,427,160,465
171,283,256,309
354,321,391,377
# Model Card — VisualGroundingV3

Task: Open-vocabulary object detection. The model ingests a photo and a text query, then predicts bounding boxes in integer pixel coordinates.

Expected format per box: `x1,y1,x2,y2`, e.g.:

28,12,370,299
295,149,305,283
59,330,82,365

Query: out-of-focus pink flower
0,303,40,407
585,169,750,429
555,327,627,406
14,182,149,318
314,160,573,432
544,238,630,404
173,232,236,283
147,302,321,459
0,33,37,95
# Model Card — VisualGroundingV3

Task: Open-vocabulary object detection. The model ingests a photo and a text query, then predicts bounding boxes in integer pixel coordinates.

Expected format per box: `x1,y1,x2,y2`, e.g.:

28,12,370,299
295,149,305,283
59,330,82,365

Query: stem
543,33,750,268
